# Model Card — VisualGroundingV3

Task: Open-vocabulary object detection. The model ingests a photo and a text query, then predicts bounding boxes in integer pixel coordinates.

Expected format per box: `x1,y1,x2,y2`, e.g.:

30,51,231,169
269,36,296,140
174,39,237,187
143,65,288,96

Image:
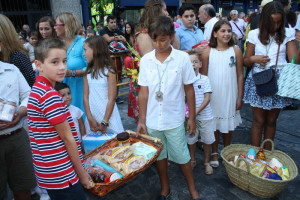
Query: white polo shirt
204,17,219,41
138,47,197,131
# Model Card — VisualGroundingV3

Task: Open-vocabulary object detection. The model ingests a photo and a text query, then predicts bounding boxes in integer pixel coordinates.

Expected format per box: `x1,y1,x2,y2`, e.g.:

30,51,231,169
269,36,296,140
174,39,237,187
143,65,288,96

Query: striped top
27,76,83,189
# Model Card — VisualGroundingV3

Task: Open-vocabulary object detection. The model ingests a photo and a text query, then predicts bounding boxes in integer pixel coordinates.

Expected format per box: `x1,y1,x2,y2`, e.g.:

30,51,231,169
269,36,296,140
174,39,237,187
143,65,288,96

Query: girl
125,22,135,46
38,16,56,40
83,36,124,134
202,20,244,168
244,2,300,150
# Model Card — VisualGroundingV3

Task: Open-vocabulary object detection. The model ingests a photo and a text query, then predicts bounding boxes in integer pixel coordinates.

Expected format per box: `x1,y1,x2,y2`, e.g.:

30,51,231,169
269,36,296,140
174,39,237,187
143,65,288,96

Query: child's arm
83,74,100,132
234,46,244,110
136,86,149,136
201,47,210,75
184,84,196,135
54,121,92,189
196,93,210,115
78,117,86,137
99,69,117,133
244,43,270,67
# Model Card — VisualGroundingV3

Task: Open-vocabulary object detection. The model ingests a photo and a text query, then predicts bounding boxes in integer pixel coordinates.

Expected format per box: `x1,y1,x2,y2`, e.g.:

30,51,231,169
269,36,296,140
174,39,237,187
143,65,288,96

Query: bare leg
156,159,169,196
179,161,201,199
211,130,219,161
223,131,233,147
203,144,211,163
188,143,197,162
13,190,31,200
251,107,267,147
263,109,281,150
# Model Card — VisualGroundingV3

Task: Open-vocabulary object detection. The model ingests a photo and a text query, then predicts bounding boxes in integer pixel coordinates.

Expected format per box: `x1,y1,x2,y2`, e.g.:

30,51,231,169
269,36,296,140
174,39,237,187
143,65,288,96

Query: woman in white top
244,1,300,150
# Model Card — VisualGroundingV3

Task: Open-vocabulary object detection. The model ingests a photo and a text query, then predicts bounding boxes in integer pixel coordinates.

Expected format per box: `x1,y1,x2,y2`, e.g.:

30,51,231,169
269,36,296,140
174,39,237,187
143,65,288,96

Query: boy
187,52,215,174
176,4,207,55
55,82,86,153
25,30,38,62
27,38,92,200
137,16,202,200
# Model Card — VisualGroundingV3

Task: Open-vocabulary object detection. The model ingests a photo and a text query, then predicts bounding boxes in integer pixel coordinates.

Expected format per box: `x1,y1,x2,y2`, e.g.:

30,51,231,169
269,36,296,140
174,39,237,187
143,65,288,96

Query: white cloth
295,14,300,31
247,28,295,72
138,47,197,131
194,74,213,121
230,19,247,39
68,105,84,142
208,47,242,133
84,68,124,134
0,61,31,135
204,17,219,41
24,43,34,61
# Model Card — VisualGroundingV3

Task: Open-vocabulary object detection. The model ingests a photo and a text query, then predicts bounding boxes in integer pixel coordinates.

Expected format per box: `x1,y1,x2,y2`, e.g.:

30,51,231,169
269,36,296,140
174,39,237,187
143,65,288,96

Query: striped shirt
27,76,83,189
194,74,213,121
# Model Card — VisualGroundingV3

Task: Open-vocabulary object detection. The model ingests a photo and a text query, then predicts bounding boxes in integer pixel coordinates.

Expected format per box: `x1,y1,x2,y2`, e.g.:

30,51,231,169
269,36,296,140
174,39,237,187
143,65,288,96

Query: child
55,82,86,153
25,30,38,62
187,52,215,174
137,16,202,200
202,20,244,168
27,38,92,199
86,28,96,39
83,36,124,134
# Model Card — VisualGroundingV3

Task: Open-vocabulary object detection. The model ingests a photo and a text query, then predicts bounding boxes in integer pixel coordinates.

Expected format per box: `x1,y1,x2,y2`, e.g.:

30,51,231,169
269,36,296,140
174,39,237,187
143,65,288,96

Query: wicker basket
83,130,163,197
221,139,298,198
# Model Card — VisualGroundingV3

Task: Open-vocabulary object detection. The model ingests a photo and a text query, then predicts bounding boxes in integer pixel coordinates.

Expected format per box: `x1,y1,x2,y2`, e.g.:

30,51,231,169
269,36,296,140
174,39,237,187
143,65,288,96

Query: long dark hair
209,20,234,48
258,1,285,45
84,36,115,79
37,16,56,40
124,22,135,45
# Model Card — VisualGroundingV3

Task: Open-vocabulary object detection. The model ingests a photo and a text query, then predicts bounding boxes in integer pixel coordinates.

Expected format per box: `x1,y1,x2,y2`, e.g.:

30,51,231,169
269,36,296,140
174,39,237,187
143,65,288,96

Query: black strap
232,22,244,37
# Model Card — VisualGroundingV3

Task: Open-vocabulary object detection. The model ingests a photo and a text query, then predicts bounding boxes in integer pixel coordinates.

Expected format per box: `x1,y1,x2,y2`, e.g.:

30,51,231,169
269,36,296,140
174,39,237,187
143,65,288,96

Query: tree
88,0,119,24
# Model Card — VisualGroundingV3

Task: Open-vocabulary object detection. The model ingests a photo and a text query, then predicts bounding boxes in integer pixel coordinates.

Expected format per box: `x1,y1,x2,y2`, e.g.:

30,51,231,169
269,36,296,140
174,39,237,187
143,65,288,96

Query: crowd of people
1,0,300,199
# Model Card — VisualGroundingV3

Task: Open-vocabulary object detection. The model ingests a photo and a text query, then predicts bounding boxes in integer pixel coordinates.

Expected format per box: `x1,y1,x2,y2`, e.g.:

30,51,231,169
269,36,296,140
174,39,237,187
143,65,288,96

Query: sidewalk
85,95,300,200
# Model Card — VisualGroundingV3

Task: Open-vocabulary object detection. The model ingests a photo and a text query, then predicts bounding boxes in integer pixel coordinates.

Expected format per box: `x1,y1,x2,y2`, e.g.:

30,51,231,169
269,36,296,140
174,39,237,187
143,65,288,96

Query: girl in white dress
202,20,244,167
83,36,124,134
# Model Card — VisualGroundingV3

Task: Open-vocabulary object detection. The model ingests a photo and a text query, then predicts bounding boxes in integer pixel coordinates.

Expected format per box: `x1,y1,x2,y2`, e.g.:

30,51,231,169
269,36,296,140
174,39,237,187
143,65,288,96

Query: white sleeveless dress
84,68,124,134
208,47,242,133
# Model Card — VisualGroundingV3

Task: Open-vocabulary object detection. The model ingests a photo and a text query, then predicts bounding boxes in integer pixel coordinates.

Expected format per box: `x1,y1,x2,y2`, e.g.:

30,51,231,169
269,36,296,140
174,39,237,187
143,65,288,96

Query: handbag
277,55,300,100
252,44,280,97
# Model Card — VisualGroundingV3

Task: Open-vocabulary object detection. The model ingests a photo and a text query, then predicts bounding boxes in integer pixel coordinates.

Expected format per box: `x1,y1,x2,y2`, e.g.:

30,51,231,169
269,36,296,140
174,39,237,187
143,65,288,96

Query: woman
125,22,135,46
127,0,180,123
244,2,300,150
0,14,35,87
38,16,56,40
55,12,87,114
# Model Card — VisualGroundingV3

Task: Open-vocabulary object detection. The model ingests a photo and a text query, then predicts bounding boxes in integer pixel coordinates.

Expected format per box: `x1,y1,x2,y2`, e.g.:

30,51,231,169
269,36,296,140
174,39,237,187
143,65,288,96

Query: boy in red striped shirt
27,38,92,199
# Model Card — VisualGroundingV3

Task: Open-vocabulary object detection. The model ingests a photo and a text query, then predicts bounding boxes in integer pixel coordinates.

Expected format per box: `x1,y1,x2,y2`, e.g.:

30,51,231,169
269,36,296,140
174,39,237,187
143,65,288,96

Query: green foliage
88,0,119,23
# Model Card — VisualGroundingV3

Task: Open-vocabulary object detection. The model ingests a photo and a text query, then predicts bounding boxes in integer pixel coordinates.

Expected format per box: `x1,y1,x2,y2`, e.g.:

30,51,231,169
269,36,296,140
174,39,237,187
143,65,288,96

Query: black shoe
284,103,299,110
116,97,124,104
156,190,170,200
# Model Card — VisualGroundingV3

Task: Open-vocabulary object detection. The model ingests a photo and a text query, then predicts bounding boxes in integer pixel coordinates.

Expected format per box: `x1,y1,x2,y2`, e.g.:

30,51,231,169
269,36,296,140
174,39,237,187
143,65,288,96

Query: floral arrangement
123,42,141,87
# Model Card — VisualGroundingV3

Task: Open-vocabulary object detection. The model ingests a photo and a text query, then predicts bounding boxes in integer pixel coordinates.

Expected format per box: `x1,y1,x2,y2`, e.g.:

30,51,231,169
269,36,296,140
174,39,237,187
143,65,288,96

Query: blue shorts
46,182,86,200
147,123,190,164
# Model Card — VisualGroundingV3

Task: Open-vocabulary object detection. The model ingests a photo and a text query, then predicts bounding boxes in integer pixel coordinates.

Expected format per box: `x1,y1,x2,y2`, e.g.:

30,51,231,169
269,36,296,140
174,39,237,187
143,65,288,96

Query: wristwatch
72,70,76,77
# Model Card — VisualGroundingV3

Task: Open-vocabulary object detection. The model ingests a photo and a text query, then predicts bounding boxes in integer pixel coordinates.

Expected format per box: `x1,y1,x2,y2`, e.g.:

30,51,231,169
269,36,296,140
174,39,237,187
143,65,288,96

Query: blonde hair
0,14,28,62
56,12,81,39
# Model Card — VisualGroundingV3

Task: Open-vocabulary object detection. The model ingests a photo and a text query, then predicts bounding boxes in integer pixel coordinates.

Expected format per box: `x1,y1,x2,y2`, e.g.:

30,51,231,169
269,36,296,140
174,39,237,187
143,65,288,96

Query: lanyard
266,37,274,56
156,62,169,92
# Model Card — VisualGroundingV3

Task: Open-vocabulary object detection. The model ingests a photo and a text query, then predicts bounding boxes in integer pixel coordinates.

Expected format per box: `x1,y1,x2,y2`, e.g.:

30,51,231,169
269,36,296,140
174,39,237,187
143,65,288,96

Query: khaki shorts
186,119,215,145
147,123,190,164
0,128,36,199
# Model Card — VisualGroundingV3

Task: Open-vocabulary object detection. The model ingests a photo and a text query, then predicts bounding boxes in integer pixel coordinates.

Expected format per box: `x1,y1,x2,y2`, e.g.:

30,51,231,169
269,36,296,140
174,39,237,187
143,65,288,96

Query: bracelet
72,70,76,77
101,120,109,127
237,98,243,101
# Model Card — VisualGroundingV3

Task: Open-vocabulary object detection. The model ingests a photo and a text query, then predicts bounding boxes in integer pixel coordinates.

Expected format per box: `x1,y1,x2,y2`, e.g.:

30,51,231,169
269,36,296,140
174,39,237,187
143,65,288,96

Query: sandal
210,152,219,168
204,163,213,175
191,160,197,169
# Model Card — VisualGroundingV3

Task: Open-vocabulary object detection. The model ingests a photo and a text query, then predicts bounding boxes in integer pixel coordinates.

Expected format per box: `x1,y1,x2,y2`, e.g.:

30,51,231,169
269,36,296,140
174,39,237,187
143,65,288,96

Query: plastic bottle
247,148,256,159
0,100,16,122
256,148,265,160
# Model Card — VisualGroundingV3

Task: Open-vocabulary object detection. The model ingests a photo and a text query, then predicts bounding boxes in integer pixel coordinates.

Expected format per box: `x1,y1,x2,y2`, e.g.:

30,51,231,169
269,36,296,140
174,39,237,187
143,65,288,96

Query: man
238,12,247,23
229,10,247,51
198,4,219,41
100,15,126,43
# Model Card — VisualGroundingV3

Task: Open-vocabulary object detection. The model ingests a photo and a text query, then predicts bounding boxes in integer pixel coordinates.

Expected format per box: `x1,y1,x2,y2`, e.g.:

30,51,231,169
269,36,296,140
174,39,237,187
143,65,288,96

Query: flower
124,42,141,84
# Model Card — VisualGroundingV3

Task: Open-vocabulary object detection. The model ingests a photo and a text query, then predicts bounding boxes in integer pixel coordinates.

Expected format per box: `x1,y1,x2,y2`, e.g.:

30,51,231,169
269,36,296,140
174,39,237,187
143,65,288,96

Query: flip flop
210,152,219,168
204,163,213,175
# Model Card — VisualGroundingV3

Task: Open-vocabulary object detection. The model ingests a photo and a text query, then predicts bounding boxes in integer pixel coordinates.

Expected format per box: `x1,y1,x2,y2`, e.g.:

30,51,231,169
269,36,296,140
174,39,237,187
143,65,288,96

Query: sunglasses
54,24,65,27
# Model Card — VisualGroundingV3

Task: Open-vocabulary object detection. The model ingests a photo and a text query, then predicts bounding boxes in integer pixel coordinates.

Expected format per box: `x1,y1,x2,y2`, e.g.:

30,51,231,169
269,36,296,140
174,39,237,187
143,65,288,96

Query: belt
0,128,22,140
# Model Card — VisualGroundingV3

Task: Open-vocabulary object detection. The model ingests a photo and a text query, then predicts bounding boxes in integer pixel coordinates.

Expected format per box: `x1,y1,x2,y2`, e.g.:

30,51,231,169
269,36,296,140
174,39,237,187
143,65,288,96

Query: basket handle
260,139,274,153
236,158,251,173
126,130,161,143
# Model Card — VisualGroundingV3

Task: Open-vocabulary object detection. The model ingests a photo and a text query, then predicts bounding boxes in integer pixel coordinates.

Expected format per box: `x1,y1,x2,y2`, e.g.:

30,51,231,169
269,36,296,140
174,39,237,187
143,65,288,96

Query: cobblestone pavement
84,90,300,200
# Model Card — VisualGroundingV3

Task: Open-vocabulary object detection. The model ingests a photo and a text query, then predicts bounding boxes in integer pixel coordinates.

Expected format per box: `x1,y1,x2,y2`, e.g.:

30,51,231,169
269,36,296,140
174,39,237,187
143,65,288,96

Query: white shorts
186,119,215,145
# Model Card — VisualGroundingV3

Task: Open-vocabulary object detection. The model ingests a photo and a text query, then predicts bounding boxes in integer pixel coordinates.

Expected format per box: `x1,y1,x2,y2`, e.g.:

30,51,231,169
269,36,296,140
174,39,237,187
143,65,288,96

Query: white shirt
138,47,197,131
204,17,219,41
247,28,295,72
0,61,31,135
230,18,247,39
194,74,213,121
295,14,300,31
68,105,84,142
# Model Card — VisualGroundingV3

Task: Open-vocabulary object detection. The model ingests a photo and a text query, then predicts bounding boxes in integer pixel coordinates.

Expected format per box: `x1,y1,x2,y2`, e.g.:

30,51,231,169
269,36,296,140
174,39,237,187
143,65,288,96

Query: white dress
208,47,242,133
84,68,124,134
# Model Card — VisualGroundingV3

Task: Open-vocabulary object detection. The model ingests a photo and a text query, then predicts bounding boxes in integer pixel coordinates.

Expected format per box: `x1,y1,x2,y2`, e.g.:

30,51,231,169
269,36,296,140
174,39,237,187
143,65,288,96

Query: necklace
155,62,169,102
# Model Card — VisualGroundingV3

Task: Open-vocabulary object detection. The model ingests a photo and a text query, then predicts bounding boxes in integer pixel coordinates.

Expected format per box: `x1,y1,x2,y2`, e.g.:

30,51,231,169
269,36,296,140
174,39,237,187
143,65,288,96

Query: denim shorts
46,181,86,200
147,123,190,164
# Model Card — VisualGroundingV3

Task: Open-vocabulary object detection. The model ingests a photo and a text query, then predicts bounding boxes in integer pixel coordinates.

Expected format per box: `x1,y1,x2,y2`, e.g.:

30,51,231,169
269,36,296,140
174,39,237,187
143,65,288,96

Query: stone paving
84,91,300,200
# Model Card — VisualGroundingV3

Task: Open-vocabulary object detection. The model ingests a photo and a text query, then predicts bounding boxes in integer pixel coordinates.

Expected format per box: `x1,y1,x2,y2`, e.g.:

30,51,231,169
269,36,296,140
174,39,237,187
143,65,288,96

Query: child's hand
88,118,100,132
99,123,107,133
187,118,196,136
195,45,207,55
78,170,93,189
252,55,270,66
136,123,148,137
236,100,243,110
